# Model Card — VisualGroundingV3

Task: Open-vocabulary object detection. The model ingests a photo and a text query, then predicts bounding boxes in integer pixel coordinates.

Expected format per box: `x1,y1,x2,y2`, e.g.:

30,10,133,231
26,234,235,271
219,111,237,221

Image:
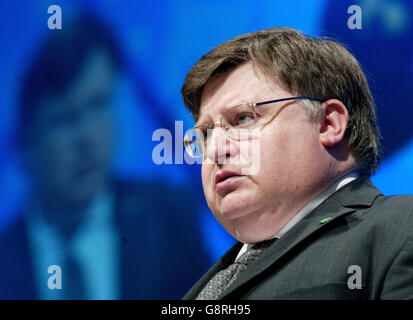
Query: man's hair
181,27,381,176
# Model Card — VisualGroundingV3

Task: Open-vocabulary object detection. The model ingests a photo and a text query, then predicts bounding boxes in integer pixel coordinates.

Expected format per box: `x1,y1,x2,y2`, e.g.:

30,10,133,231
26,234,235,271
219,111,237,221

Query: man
181,27,413,299
0,14,209,299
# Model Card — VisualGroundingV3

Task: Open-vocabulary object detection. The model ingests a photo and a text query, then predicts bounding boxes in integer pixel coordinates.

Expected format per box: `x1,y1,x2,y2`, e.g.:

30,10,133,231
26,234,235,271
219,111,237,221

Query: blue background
0,0,412,278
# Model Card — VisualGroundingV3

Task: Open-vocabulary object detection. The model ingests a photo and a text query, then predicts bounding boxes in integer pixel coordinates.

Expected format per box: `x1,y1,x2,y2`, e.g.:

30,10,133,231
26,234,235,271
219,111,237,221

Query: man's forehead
197,62,283,123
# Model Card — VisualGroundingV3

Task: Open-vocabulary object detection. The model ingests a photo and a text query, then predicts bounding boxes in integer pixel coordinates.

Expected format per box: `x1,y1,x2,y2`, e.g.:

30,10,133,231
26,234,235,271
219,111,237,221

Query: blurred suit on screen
0,14,209,299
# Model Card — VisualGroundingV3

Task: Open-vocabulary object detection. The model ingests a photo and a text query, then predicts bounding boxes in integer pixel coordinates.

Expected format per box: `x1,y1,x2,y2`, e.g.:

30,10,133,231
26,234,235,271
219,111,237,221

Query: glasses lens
184,129,204,157
223,104,257,139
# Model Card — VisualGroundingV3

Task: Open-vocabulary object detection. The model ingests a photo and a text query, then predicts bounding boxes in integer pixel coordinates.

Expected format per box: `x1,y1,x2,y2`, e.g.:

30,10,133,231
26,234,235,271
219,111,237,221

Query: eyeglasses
183,96,324,158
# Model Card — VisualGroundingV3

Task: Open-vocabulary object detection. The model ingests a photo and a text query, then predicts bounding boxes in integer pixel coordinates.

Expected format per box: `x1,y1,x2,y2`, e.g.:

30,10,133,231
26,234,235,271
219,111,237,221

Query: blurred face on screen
25,50,115,212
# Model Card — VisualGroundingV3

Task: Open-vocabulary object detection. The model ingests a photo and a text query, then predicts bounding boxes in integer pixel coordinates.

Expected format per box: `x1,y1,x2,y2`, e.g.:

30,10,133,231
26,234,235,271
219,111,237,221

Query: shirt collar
274,171,360,239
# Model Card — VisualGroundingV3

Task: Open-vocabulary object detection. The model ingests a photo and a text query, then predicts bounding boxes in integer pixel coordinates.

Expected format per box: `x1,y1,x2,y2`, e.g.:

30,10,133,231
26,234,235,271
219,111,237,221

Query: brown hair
181,27,381,175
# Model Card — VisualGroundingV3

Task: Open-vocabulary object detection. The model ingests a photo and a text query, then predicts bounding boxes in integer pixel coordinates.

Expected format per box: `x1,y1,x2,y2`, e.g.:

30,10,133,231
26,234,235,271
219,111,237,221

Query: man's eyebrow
195,98,255,127
194,120,208,128
196,100,243,125
194,114,212,127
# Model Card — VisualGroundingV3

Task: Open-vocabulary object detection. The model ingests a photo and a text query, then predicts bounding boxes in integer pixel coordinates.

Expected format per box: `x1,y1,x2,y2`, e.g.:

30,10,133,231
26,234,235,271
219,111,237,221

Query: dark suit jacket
0,180,210,299
184,176,413,300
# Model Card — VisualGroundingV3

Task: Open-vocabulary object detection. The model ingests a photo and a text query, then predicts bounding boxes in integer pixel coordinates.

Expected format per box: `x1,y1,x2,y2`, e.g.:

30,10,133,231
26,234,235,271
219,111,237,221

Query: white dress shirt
235,171,360,260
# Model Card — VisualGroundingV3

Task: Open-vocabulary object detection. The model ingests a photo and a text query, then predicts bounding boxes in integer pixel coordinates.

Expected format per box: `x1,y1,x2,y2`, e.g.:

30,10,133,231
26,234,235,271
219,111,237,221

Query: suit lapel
219,176,382,299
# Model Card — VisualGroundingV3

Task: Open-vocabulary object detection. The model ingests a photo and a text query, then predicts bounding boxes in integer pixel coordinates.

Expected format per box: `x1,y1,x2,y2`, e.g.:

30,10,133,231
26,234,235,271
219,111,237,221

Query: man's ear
319,99,349,148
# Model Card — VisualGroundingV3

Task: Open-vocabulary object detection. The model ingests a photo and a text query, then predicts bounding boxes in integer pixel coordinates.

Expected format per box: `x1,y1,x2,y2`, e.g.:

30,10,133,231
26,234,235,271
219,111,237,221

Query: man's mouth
215,170,244,195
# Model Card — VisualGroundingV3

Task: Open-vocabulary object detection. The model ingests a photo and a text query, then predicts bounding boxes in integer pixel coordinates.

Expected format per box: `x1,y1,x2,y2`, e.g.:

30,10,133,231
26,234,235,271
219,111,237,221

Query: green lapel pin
320,217,333,224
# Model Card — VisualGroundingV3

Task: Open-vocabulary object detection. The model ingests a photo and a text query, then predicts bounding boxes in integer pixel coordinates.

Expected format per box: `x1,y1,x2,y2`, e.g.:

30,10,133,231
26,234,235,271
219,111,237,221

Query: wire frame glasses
183,96,324,158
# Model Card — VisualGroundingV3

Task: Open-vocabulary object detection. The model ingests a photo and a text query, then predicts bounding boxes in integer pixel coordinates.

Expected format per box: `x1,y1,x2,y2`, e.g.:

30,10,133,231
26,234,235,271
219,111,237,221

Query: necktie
63,251,86,300
196,238,276,300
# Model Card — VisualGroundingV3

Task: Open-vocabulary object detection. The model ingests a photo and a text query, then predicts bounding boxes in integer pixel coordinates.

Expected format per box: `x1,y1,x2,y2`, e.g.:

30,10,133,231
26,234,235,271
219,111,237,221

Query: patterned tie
196,238,276,300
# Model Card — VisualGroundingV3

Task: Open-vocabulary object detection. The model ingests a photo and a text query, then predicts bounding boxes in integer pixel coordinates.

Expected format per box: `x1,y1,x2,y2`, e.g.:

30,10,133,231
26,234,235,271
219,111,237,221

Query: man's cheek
238,138,261,175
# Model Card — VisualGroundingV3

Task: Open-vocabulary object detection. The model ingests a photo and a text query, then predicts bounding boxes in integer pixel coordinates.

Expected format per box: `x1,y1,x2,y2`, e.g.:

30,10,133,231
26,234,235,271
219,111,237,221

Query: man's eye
233,113,254,126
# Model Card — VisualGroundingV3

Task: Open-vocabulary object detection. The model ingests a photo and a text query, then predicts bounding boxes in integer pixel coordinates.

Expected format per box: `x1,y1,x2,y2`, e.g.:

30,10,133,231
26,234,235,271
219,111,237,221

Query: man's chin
219,213,272,245
218,192,255,221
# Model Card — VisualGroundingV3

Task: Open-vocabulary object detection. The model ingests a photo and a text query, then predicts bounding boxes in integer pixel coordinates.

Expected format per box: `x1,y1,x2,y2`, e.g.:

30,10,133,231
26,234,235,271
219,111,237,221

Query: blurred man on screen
0,14,209,300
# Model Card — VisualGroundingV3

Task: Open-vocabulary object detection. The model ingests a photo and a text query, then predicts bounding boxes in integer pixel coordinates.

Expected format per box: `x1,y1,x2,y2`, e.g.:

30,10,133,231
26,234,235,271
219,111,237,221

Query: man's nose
205,126,238,165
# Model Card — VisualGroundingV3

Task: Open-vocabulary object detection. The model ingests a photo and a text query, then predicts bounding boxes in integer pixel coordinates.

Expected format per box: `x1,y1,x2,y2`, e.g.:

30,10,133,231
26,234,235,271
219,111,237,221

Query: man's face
25,50,115,210
199,62,329,244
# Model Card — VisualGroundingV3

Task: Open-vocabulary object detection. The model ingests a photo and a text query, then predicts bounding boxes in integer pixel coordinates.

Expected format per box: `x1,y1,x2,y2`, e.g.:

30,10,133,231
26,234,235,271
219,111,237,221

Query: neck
238,165,360,244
